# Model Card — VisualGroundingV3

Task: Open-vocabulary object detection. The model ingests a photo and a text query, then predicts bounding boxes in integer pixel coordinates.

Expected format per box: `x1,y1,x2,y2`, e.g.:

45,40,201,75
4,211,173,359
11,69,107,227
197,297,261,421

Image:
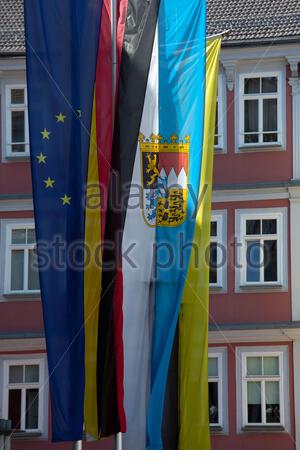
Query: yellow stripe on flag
179,38,221,450
84,95,102,439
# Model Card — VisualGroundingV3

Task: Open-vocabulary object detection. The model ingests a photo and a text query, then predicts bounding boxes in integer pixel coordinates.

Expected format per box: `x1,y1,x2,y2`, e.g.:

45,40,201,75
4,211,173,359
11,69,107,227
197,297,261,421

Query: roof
0,0,24,55
207,0,300,45
0,0,300,55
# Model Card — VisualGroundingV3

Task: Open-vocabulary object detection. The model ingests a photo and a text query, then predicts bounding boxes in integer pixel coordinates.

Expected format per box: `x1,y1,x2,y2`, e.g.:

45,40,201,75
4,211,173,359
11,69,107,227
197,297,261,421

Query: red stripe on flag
96,0,112,243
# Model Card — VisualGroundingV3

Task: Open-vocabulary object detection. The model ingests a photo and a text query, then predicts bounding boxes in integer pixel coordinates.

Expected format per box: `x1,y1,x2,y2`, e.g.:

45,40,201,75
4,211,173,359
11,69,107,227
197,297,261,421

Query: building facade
0,0,300,450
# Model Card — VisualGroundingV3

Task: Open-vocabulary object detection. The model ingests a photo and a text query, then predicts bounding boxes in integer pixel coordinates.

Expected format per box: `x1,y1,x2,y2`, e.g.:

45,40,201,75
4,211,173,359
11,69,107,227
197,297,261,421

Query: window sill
4,156,30,163
11,431,43,439
210,284,226,294
210,425,224,434
237,144,283,153
2,292,41,301
242,425,285,433
239,282,283,291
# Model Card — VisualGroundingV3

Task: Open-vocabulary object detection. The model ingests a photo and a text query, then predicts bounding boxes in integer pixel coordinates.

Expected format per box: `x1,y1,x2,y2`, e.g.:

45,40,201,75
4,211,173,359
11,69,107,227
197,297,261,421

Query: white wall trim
0,338,45,352
209,328,300,344
212,186,290,203
289,187,300,321
293,340,300,449
0,199,33,212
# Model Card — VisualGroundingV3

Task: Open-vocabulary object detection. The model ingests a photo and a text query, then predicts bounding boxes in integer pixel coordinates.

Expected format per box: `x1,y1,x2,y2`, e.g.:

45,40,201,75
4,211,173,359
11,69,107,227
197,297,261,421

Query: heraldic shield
139,133,190,227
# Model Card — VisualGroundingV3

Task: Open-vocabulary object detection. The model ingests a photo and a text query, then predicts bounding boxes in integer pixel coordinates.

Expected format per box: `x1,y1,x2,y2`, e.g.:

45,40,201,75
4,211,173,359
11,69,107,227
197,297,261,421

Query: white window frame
235,207,288,291
3,221,39,295
208,347,228,433
236,346,290,433
238,71,282,148
1,357,47,436
210,210,227,291
5,84,30,158
214,74,226,151
241,351,284,427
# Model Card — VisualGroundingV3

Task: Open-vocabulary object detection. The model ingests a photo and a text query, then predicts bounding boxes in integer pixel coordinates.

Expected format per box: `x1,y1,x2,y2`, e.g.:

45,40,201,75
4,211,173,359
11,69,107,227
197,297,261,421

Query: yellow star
61,194,71,205
44,177,55,188
55,112,66,123
41,128,51,139
36,152,47,164
76,109,81,118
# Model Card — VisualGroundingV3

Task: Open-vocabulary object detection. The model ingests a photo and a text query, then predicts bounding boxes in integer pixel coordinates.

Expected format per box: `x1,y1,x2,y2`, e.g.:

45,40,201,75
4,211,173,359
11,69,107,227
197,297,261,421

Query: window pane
208,357,218,377
211,221,217,237
265,381,280,423
262,77,277,93
263,133,278,143
28,249,40,291
215,106,218,137
25,389,39,429
27,229,36,244
11,111,25,143
244,100,258,132
25,365,39,383
263,356,279,376
209,382,219,424
12,143,26,153
9,365,23,383
263,99,277,132
8,389,21,430
247,381,262,423
10,250,24,291
11,88,25,104
209,242,217,284
244,78,260,94
12,229,26,244
247,357,262,376
264,240,277,282
246,219,260,235
246,241,261,282
244,134,259,144
262,219,277,235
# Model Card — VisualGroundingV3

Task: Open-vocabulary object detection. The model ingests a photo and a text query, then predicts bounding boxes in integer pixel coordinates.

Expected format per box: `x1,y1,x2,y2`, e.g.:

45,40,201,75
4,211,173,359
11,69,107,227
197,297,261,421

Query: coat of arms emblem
139,133,190,227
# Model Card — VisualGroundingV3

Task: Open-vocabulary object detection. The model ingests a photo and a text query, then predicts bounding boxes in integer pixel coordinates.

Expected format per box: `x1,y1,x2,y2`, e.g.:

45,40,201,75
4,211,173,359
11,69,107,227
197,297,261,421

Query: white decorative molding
289,78,300,180
288,77,300,96
289,187,300,322
293,341,300,449
209,328,300,344
0,198,33,212
0,337,45,352
213,186,289,203
220,59,237,91
286,56,300,78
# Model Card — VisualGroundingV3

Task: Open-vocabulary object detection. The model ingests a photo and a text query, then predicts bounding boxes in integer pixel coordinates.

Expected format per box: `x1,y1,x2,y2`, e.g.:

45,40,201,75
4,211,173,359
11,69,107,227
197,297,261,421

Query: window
242,352,284,427
239,72,282,147
236,346,290,433
5,84,29,157
209,211,227,290
214,75,225,150
4,223,39,294
208,354,222,426
2,358,46,434
235,208,287,290
208,348,228,432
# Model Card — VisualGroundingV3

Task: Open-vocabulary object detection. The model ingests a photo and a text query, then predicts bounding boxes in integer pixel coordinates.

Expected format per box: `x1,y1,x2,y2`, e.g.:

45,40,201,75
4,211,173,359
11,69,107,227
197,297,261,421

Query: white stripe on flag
122,27,158,450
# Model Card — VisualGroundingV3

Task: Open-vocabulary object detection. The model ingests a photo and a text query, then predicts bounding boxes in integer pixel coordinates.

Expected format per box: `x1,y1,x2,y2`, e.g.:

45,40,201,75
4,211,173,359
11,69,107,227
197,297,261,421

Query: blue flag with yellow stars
24,1,103,441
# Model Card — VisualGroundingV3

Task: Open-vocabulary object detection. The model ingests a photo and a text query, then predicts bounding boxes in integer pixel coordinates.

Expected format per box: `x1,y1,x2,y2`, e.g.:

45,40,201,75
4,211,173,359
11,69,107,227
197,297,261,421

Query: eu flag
24,1,102,441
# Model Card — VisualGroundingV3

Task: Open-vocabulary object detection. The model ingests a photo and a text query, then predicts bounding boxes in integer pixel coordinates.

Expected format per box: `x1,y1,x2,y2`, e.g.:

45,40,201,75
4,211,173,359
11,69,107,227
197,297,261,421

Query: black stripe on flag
97,0,161,437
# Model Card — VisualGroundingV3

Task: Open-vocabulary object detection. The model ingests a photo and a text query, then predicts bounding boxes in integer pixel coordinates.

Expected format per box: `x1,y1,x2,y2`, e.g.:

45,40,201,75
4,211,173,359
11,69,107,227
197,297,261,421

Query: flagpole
111,0,123,452
73,440,82,450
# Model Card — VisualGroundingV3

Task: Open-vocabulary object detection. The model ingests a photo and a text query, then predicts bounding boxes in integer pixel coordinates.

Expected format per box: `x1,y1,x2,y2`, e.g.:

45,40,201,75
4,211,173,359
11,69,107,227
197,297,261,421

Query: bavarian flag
116,1,221,450
24,0,127,442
